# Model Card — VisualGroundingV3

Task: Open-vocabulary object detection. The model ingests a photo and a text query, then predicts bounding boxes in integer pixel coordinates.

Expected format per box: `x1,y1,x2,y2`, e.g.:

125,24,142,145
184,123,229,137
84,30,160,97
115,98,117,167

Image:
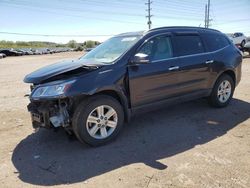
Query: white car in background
0,53,6,59
227,32,247,47
243,38,250,54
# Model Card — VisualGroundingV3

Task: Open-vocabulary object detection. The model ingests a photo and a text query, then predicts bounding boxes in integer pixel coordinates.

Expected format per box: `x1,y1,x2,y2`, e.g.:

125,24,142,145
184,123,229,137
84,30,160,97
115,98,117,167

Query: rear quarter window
203,34,230,52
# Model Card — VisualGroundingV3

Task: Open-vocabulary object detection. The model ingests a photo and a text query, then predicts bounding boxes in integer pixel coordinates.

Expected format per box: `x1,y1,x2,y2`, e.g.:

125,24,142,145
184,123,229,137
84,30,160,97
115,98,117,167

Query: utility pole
205,4,208,28
204,0,211,28
207,0,211,28
146,0,152,30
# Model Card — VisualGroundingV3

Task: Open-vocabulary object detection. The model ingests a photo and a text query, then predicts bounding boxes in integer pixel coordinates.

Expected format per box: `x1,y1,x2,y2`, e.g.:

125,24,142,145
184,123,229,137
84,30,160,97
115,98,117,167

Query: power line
154,14,202,21
1,0,249,37
2,4,145,25
213,19,250,25
2,1,145,18
0,31,114,37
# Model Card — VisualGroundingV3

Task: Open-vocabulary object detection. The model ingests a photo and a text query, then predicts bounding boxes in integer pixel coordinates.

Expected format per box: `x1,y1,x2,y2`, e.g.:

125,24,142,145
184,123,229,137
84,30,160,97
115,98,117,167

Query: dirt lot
0,52,250,188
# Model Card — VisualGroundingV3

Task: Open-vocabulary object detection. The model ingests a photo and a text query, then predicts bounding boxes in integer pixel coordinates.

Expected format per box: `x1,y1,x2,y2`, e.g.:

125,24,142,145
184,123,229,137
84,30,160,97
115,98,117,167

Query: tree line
0,40,101,50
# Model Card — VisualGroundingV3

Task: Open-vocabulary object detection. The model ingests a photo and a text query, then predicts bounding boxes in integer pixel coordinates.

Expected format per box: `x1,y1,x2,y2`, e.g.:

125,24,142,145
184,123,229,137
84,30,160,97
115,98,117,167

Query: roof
115,26,222,37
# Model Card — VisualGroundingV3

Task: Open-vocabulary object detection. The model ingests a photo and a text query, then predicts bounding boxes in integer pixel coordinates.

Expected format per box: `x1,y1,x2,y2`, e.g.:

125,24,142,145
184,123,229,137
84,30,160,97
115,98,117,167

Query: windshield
80,35,141,64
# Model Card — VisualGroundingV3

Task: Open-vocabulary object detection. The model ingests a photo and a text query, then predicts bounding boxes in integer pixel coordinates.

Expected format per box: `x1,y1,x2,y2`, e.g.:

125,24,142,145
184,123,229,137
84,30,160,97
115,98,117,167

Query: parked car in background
17,49,33,55
24,48,34,55
0,47,74,58
37,48,49,54
47,48,54,54
31,49,42,55
227,32,247,47
0,49,22,56
15,49,26,55
24,26,242,146
243,41,250,54
84,48,94,52
0,53,6,58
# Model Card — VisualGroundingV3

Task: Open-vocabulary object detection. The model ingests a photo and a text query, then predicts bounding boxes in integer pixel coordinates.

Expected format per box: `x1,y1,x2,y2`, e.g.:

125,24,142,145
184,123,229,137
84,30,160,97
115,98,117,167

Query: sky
0,0,250,43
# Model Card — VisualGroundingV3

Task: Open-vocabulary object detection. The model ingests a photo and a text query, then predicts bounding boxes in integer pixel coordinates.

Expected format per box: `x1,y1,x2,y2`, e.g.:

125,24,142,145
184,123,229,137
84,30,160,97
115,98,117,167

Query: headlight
31,80,75,99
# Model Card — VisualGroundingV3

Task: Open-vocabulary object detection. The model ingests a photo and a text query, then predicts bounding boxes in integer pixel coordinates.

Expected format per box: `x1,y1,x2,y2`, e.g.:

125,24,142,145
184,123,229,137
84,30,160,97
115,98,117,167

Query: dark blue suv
24,26,242,146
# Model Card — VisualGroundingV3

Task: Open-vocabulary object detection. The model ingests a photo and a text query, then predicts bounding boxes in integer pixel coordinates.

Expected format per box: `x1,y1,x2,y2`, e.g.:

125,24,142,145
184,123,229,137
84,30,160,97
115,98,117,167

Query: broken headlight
31,80,75,99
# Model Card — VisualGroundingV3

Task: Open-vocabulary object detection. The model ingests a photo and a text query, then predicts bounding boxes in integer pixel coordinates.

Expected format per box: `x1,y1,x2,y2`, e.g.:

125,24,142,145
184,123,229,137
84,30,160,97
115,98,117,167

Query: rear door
171,33,211,95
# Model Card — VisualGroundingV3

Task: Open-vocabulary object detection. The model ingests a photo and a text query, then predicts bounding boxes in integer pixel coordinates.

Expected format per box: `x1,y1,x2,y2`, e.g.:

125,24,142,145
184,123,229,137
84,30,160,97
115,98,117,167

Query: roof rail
148,26,220,33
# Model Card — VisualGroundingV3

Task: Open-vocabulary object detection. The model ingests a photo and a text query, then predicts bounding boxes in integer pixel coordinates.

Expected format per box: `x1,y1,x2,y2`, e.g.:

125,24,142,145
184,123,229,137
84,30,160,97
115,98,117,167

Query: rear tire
208,74,235,108
72,95,124,146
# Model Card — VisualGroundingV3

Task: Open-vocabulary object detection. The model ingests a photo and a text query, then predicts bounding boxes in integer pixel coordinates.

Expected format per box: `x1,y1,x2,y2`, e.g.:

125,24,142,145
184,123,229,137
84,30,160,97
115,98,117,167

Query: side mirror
130,53,150,64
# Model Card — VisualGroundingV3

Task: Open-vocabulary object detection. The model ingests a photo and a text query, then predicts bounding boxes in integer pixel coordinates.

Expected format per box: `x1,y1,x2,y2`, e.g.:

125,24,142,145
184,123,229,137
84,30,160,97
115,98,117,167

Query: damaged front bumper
27,99,71,129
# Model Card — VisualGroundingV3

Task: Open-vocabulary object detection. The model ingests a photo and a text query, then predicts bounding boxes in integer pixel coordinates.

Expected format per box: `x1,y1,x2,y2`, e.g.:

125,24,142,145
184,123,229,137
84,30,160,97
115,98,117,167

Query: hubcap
86,105,118,139
217,80,231,103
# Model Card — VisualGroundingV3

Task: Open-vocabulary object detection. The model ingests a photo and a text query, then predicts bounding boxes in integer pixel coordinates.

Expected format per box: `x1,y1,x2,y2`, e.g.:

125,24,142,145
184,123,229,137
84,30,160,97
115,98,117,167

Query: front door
128,34,182,107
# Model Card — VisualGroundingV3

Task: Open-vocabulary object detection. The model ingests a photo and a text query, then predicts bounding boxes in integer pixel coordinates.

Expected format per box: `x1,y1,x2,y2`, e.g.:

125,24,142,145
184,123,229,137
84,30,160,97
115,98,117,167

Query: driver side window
138,35,173,62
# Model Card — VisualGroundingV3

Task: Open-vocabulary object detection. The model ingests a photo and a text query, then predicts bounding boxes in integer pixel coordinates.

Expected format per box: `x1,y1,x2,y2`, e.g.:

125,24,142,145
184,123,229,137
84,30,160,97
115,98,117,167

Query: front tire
72,95,124,146
209,74,235,108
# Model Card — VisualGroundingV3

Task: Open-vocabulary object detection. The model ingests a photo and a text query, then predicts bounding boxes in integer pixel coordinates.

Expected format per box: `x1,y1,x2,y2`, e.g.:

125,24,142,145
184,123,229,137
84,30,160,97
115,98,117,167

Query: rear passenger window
204,34,230,52
173,35,204,56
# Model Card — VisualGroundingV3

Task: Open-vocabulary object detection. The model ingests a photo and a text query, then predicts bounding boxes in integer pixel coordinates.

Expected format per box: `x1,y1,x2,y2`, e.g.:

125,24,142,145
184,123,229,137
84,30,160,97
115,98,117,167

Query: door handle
168,66,179,71
205,60,214,64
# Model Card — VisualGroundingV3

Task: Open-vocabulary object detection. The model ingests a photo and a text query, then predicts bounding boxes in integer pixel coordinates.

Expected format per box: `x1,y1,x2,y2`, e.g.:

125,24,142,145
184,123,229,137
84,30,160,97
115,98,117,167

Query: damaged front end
25,79,78,130
28,98,71,129
23,59,106,131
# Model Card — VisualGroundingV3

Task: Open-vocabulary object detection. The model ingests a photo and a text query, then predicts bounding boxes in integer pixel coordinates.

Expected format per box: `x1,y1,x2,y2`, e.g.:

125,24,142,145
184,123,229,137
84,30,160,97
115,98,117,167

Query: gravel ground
0,52,250,188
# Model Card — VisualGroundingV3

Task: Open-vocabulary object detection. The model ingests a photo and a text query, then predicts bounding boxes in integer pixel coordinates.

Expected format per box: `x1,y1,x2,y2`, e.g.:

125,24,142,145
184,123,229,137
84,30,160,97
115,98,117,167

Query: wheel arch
222,70,236,85
212,69,236,89
90,89,131,122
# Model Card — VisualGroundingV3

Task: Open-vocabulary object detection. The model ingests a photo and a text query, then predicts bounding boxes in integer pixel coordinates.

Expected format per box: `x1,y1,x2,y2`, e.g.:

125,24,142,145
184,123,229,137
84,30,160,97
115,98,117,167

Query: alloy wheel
217,80,232,103
86,105,118,139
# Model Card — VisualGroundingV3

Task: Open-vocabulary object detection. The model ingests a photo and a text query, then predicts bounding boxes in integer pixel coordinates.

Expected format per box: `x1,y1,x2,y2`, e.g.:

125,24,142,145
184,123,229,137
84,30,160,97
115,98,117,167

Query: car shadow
12,98,250,186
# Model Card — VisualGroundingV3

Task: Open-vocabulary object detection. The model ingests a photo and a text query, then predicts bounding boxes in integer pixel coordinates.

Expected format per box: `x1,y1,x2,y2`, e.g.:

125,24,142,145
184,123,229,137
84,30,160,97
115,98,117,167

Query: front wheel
72,95,124,146
208,74,235,108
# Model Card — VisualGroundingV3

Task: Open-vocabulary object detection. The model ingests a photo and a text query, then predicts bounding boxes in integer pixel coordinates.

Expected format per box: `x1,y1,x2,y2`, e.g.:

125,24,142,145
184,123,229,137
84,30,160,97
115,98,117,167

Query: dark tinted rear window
203,34,230,52
173,35,204,56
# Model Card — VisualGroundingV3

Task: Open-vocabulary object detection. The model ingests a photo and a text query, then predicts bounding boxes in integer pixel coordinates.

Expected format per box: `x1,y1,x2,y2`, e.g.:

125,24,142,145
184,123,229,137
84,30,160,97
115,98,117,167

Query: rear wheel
208,74,235,108
72,95,124,146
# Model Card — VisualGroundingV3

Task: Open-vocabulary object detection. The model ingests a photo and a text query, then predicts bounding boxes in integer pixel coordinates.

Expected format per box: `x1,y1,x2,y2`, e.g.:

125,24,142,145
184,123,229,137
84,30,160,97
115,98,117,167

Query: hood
24,59,103,84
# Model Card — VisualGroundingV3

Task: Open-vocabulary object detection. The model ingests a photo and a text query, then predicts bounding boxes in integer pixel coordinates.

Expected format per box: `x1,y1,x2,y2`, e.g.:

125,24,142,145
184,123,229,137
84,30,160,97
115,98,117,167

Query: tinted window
234,33,239,37
234,33,242,37
172,35,204,56
203,34,230,52
138,35,173,62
